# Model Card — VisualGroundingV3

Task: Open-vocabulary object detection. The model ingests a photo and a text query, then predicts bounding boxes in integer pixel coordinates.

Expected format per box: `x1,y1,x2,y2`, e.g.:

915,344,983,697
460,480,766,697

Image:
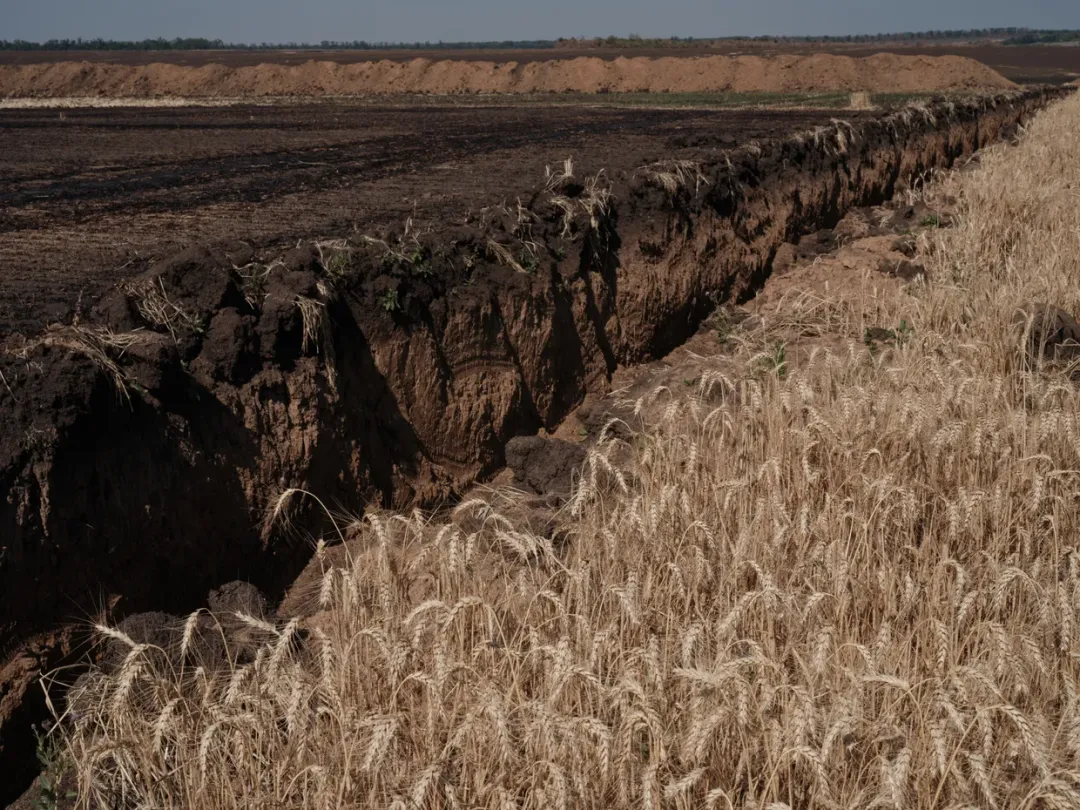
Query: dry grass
123,276,202,340
14,325,143,402
294,284,338,389
543,157,576,194
53,93,1080,809
485,239,529,274
314,239,353,279
541,167,614,240
636,160,709,197
580,170,614,233
235,257,284,308
294,295,326,354
848,91,874,111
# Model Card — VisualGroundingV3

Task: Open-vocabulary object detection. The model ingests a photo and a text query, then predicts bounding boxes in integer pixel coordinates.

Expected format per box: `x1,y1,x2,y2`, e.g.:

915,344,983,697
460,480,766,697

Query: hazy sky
5,0,1080,44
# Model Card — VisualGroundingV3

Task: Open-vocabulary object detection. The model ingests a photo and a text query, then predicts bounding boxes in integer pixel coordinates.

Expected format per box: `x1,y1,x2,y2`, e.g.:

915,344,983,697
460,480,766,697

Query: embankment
0,87,1067,796
0,53,1015,98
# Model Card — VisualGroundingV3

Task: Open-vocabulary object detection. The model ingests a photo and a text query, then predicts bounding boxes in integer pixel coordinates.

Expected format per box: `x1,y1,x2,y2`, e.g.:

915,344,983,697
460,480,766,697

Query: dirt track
0,43,1076,83
0,102,867,336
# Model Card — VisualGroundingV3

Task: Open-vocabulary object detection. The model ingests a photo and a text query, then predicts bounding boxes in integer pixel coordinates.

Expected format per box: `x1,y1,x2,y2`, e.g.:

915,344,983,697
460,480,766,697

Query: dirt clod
208,581,269,618
1015,303,1080,363
505,436,588,496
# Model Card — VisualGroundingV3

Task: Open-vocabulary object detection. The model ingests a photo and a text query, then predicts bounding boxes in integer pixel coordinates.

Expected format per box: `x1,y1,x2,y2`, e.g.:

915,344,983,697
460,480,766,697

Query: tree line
567,29,1061,47
2,30,1078,52
0,37,556,51
1001,31,1080,45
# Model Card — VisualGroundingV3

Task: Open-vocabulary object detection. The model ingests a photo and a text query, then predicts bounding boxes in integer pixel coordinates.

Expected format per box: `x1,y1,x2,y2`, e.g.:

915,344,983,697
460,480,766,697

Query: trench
0,86,1070,801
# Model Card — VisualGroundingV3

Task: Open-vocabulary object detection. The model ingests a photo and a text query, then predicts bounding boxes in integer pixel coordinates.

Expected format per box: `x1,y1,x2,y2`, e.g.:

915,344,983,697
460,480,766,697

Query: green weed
379,289,400,313
322,251,349,279
33,724,75,810
519,249,540,274
760,342,787,378
715,317,732,345
408,247,432,276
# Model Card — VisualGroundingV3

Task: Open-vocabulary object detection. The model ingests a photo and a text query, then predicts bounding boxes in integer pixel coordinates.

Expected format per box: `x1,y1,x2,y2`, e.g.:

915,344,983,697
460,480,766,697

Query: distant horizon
7,0,1080,48
3,27,1080,51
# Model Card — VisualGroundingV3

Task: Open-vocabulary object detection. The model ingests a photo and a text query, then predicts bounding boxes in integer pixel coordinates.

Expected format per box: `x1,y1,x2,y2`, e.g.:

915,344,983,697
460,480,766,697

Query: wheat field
55,91,1080,809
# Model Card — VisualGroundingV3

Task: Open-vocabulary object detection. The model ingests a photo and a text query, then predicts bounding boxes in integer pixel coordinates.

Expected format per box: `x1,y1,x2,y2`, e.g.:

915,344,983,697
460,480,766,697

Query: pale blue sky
4,0,1080,44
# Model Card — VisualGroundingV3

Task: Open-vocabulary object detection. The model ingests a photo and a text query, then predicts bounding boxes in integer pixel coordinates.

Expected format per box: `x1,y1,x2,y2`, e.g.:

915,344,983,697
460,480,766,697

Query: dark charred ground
0,42,1077,83
0,103,865,337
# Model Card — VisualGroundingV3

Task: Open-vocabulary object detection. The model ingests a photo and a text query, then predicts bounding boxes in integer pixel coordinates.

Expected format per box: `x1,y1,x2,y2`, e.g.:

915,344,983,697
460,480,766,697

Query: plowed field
0,102,863,335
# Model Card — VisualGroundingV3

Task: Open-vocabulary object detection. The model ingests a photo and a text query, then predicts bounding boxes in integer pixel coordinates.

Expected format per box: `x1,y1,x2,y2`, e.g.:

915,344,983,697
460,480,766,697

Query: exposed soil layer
0,53,1014,99
0,43,1075,84
0,87,1068,799
0,103,872,337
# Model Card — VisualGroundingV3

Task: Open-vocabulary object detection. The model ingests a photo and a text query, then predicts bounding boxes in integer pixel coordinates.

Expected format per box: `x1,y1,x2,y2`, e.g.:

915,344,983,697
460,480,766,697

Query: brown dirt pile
0,53,1015,98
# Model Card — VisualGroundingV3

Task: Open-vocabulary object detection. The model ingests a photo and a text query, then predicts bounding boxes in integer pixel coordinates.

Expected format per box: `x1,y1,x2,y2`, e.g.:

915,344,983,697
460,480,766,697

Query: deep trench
0,87,1072,803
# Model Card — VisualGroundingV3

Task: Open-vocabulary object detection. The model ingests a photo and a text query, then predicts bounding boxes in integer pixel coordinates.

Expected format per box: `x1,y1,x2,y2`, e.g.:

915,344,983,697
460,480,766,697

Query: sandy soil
0,42,1075,84
0,53,1014,99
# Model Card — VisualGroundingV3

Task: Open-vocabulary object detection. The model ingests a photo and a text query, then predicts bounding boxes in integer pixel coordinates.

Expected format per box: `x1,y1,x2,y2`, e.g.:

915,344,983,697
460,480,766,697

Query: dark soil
0,43,1076,83
0,103,865,337
505,435,587,496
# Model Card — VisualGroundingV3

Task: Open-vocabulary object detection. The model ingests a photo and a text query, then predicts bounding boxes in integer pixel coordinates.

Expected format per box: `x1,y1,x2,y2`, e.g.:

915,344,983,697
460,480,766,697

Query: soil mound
0,53,1015,98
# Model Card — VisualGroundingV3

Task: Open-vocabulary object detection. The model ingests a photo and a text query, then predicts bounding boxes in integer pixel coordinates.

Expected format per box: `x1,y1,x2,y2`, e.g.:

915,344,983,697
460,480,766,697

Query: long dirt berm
0,53,1016,98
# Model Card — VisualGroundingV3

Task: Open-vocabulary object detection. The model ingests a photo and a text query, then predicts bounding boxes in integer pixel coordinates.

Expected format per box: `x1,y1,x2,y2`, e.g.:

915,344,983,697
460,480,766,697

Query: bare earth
0,42,1075,83
0,53,1015,99
0,102,869,336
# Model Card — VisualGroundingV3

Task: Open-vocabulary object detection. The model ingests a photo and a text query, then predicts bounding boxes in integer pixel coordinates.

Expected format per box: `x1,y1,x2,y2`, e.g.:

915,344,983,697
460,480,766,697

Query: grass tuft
123,277,204,339
635,159,709,197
